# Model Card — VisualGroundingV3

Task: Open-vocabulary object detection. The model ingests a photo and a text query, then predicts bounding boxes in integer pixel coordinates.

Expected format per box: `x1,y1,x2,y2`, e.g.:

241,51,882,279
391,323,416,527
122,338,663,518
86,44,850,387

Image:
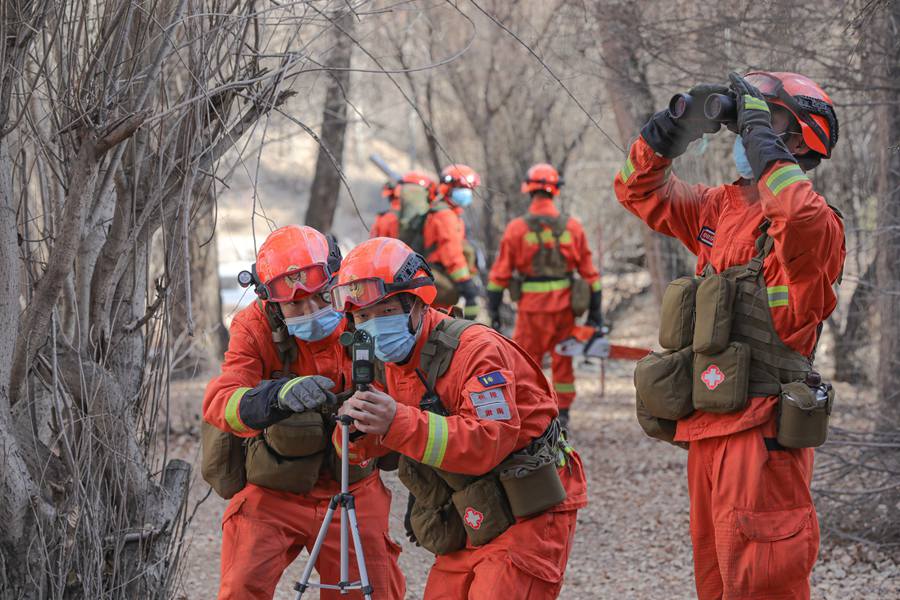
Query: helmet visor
331,277,389,311
266,263,330,302
744,72,784,98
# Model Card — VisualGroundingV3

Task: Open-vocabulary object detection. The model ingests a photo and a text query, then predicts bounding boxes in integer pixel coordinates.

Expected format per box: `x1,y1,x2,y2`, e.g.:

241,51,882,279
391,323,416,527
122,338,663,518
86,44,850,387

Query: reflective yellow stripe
766,164,808,196
421,413,448,468
463,305,480,318
539,229,555,244
524,232,539,245
521,279,570,293
559,231,572,244
487,281,506,292
767,285,789,308
591,280,602,292
743,95,770,112
278,376,307,402
619,157,636,182
449,267,471,281
554,382,576,394
225,387,251,433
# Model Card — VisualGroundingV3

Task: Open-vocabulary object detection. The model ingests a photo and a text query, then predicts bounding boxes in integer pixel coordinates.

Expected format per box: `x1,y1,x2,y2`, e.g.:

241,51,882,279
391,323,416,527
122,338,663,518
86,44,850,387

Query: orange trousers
423,509,578,600
688,419,819,600
218,476,405,600
513,310,576,409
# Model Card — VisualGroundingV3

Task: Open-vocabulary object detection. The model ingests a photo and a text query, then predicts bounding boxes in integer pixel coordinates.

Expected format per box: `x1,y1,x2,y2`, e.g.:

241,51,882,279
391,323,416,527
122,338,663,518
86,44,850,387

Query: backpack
396,183,449,256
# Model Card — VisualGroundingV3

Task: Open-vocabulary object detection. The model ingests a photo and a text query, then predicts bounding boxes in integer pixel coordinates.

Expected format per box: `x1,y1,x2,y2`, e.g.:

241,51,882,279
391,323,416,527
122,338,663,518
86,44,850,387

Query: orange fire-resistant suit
487,197,601,409
370,199,400,239
335,308,588,599
203,302,405,600
615,136,845,600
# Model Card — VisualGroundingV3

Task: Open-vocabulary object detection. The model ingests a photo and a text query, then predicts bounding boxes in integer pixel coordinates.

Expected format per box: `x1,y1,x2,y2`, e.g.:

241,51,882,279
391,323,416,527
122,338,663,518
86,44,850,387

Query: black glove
728,72,795,179
586,289,603,330
232,379,290,430
487,289,503,331
641,83,730,158
457,278,480,304
275,375,336,413
404,493,419,545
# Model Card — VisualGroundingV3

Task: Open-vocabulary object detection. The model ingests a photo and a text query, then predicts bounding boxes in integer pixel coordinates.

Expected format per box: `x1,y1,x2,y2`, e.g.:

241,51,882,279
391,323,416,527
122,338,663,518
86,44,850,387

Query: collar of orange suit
528,196,559,216
725,178,762,207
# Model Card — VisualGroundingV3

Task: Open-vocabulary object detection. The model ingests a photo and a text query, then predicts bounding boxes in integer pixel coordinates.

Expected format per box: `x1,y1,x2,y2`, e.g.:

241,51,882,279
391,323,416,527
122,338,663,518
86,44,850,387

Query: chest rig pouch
635,221,834,448
398,318,569,555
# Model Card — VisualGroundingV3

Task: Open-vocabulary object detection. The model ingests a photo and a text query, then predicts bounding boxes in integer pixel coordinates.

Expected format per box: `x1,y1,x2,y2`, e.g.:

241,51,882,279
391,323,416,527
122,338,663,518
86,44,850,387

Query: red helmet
332,237,436,311
439,164,481,197
521,163,563,196
255,225,341,302
400,170,438,201
744,71,838,158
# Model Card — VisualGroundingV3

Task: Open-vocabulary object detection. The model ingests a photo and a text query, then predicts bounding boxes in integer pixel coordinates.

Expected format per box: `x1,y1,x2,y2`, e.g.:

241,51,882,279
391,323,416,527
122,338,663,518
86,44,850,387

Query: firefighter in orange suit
203,225,405,600
329,237,587,600
486,164,602,427
369,181,399,238
434,163,482,319
615,72,845,599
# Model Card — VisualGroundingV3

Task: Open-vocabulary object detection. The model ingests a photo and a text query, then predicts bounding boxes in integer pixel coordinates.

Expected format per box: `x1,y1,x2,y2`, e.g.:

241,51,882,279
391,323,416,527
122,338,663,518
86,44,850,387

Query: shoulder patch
469,388,511,421
698,226,716,248
477,371,507,388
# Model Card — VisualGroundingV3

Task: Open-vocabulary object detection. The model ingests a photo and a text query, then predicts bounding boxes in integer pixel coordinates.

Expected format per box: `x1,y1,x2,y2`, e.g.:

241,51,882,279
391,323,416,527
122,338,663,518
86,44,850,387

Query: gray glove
275,375,336,413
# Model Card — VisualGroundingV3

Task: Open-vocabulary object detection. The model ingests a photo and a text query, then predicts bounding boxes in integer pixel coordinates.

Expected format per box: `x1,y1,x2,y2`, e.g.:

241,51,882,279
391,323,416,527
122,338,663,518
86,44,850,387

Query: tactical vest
398,318,570,555
634,220,834,448
509,212,590,315
200,302,377,499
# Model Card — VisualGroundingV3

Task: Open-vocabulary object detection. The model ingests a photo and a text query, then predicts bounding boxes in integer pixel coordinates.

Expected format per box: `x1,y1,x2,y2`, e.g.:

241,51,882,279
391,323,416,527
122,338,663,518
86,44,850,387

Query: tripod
294,415,373,599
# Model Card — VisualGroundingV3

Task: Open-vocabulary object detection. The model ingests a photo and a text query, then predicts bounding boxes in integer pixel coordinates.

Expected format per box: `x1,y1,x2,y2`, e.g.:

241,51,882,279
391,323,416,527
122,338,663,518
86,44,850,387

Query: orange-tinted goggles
266,263,330,302
331,276,433,311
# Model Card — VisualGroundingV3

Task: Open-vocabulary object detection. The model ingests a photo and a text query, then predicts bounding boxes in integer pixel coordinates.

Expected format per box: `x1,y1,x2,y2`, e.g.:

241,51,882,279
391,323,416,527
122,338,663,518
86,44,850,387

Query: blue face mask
732,136,754,179
356,313,418,363
285,306,343,342
450,187,473,207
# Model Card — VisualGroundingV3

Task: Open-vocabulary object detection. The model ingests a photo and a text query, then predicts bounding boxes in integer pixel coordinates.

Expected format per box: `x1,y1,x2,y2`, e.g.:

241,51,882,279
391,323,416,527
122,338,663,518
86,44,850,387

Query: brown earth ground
167,292,900,599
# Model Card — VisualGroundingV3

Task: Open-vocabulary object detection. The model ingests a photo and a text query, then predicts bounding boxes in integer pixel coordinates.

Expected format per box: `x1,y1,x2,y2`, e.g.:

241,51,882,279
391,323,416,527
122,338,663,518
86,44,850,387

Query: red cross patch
701,365,725,390
464,507,484,530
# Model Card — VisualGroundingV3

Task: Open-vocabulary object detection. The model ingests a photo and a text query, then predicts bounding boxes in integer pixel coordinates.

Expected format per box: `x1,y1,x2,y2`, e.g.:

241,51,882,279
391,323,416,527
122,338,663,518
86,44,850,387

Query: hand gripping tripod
294,329,376,599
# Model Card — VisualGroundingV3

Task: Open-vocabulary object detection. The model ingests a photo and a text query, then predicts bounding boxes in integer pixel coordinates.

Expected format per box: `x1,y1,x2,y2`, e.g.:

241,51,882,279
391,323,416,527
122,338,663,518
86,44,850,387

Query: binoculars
668,91,737,124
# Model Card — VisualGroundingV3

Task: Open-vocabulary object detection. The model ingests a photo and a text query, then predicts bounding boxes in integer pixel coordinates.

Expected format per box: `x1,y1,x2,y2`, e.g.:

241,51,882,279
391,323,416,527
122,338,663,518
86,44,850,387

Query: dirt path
171,302,900,598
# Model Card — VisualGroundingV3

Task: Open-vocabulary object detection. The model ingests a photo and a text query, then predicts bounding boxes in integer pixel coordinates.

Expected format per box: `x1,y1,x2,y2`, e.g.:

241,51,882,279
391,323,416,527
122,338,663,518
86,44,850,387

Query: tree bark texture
304,12,354,233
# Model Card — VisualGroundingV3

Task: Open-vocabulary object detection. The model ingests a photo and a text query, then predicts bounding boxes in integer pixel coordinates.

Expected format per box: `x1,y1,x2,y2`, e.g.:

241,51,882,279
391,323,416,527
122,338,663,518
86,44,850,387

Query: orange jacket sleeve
614,135,719,256
202,317,267,437
757,161,845,285
568,218,601,289
486,221,520,291
426,209,471,282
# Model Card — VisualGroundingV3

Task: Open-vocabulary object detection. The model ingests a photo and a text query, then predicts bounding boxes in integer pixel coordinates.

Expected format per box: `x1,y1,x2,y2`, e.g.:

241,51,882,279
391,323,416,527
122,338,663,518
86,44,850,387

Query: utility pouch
693,275,736,354
659,277,698,350
263,412,326,457
633,347,695,420
499,461,566,518
508,276,523,302
245,436,323,494
451,477,515,547
200,421,246,499
635,390,678,444
409,500,467,556
692,342,751,413
570,277,591,317
398,457,454,507
431,264,460,306
777,381,833,448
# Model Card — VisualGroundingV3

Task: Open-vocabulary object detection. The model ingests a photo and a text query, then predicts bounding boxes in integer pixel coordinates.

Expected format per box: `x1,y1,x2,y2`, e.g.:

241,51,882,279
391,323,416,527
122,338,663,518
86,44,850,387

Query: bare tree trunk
304,12,354,233
170,187,226,378
875,3,900,426
599,10,689,305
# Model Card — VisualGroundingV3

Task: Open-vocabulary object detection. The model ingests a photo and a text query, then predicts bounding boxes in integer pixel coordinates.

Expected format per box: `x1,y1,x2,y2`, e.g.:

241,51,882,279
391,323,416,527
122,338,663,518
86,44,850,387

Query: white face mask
732,136,754,179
